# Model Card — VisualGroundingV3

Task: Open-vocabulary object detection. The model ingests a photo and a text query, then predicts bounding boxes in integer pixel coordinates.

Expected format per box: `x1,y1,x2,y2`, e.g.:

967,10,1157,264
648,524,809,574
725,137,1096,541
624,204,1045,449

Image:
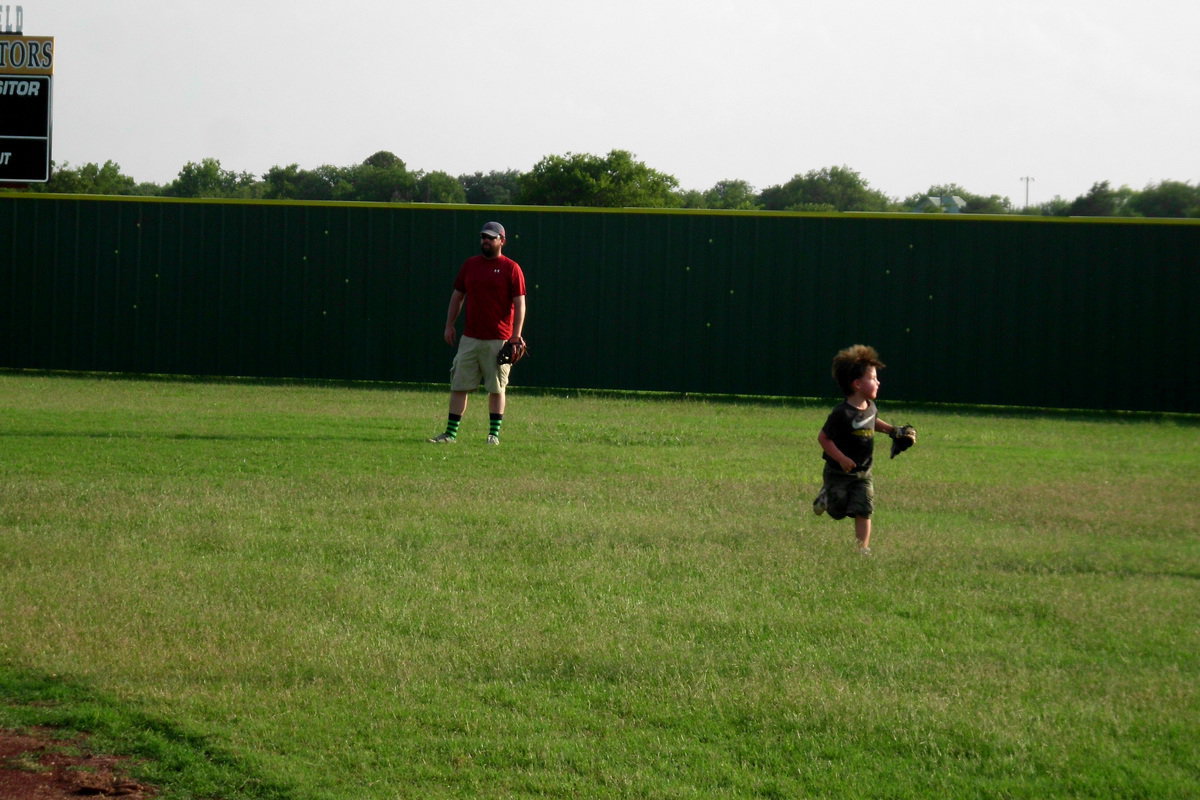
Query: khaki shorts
822,466,874,520
450,336,511,394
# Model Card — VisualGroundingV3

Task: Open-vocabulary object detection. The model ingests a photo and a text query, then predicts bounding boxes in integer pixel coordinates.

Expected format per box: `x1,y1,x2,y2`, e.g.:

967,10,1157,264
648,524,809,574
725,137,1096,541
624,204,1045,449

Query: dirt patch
0,728,158,799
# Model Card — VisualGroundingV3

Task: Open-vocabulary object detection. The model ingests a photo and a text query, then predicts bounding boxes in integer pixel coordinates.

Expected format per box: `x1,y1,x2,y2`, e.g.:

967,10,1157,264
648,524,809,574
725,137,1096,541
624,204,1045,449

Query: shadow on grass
0,663,304,800
6,367,1197,423
0,430,396,443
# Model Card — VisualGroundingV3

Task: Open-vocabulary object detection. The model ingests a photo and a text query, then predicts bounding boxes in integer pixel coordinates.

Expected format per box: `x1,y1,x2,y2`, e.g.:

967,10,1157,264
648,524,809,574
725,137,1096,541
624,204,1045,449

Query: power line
1020,176,1035,208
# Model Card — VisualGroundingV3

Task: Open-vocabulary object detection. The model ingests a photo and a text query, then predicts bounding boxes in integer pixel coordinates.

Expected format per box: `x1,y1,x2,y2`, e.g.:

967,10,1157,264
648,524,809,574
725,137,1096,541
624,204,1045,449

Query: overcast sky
26,0,1200,205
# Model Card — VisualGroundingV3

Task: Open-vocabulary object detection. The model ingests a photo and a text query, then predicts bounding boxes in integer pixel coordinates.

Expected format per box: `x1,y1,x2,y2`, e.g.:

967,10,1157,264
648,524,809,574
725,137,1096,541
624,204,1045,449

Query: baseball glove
889,424,917,459
497,339,527,366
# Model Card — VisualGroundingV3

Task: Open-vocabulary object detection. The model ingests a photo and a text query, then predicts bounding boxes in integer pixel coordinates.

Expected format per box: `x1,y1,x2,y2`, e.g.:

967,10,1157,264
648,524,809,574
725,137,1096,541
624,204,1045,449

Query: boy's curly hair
831,344,885,396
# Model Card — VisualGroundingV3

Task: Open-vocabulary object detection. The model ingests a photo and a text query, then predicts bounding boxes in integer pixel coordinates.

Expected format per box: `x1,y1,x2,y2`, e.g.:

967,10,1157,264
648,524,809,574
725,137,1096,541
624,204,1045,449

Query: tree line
8,149,1199,218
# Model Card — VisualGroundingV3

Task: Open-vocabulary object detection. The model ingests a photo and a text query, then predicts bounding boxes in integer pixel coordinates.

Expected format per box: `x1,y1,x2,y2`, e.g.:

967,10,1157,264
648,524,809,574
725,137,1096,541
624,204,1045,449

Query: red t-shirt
453,255,526,340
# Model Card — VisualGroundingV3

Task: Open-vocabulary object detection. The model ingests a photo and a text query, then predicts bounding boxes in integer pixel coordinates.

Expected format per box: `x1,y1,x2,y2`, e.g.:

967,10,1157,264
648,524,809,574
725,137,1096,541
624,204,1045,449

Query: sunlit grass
1,374,1197,799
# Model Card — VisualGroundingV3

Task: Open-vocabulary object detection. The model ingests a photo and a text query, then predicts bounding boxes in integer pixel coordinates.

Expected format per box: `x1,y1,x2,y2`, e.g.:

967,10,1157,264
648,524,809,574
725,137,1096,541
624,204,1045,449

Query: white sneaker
486,434,500,446
858,546,872,556
428,433,456,443
812,488,827,516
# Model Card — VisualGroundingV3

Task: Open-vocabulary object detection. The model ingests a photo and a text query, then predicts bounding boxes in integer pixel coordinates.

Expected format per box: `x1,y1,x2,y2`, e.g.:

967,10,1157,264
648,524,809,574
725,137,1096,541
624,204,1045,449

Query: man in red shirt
428,221,527,445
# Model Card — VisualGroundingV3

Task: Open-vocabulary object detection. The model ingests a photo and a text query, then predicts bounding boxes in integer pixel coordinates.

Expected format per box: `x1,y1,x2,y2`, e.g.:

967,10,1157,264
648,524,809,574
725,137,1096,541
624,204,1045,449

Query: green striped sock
489,414,503,438
445,414,461,438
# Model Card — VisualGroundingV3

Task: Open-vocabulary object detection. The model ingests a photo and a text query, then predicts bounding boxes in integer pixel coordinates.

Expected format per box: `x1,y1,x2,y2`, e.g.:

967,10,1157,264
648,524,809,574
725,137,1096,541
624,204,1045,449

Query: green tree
343,156,414,202
460,170,521,205
261,164,353,200
262,156,413,202
128,182,164,196
262,164,334,200
903,183,1012,214
1128,180,1200,218
675,189,707,209
40,160,138,195
1022,195,1071,217
165,158,258,198
760,166,892,212
517,150,679,208
413,171,466,204
321,165,358,201
702,179,760,210
1066,180,1134,217
363,150,404,170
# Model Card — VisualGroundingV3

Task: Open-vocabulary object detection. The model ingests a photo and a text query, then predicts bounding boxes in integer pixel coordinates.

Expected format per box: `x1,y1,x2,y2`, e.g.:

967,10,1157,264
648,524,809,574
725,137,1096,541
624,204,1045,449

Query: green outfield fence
2,194,1198,412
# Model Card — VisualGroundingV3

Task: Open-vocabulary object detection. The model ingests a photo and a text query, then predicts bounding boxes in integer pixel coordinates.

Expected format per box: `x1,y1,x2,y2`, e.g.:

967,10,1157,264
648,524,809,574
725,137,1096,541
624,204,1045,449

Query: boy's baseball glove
497,339,527,366
889,425,917,458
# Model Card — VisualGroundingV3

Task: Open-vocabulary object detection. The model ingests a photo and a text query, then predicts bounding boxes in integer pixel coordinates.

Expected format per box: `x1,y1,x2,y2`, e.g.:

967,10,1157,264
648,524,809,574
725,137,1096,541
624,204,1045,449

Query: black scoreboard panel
1,35,54,183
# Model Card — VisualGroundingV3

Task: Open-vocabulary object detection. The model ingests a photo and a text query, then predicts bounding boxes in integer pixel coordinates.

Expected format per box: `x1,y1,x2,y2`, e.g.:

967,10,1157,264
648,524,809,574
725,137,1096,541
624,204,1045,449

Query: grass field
1,373,1197,799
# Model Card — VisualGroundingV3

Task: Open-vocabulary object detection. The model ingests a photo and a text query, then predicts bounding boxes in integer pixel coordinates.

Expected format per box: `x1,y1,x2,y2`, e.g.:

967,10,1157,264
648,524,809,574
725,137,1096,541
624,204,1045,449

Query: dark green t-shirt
821,399,877,472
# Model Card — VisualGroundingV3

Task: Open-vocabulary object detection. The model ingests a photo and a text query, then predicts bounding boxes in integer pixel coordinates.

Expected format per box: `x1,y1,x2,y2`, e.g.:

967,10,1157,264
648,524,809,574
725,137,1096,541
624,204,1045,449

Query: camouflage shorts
822,466,874,520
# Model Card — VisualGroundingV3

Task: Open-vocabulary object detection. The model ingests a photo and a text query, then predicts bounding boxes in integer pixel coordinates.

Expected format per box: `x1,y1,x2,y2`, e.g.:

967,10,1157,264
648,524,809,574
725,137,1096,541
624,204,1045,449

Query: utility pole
1020,176,1035,209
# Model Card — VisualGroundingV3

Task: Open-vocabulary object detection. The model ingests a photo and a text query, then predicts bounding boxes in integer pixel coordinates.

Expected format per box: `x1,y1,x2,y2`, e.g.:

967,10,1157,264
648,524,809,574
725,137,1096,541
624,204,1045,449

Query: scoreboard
0,34,53,183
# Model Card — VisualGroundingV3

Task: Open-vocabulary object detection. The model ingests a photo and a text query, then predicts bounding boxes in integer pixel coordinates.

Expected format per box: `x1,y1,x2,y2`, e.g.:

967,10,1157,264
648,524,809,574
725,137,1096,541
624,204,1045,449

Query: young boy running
812,345,916,555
